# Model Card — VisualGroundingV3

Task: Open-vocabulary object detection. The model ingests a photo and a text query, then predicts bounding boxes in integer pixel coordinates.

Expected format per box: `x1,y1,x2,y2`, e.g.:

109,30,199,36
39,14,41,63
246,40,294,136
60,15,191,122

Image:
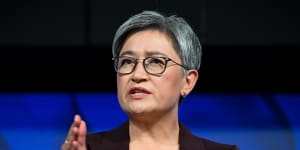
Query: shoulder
195,136,239,150
179,123,239,150
86,121,129,150
86,131,107,148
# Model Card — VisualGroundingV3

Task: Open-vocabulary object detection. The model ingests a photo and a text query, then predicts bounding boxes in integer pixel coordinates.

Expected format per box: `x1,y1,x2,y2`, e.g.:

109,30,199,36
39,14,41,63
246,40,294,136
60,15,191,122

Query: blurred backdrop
0,0,299,150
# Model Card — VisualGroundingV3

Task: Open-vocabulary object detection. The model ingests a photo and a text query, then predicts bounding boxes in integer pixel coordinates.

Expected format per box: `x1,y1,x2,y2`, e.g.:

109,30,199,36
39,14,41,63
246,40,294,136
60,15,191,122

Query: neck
129,109,179,145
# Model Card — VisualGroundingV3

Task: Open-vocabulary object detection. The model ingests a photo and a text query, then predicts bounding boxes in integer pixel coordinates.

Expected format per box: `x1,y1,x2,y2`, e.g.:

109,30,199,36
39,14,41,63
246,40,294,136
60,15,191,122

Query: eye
119,58,134,66
148,57,165,65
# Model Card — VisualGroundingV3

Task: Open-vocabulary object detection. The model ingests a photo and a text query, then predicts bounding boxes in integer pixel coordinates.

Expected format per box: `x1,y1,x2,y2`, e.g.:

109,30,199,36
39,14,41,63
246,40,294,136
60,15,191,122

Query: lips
128,86,151,99
129,87,151,94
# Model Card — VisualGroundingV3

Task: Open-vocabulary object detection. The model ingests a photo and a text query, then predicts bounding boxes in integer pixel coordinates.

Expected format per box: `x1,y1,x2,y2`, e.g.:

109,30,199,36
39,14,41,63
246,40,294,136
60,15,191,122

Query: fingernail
74,114,78,121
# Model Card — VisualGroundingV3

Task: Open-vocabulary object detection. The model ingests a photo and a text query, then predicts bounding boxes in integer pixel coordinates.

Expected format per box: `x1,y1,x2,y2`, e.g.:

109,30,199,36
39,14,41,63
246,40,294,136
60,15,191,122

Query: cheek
117,77,126,106
117,76,125,89
117,75,131,97
157,73,183,93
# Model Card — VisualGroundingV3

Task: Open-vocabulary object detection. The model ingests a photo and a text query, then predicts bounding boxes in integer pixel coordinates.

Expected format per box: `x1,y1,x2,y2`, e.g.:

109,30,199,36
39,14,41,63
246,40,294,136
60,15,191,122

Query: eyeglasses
112,56,189,75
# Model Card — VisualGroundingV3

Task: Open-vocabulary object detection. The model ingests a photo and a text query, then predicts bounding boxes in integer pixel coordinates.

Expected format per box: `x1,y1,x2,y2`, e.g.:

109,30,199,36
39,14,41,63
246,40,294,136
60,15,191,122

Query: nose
131,60,148,82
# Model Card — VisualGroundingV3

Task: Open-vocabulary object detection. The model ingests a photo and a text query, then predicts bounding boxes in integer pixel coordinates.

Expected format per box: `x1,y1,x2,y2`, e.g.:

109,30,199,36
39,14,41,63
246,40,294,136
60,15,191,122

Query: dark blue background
0,93,299,150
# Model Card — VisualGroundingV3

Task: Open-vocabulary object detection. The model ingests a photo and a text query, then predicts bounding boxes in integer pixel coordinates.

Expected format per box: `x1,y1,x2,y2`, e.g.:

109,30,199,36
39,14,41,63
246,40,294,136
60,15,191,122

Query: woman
61,10,238,150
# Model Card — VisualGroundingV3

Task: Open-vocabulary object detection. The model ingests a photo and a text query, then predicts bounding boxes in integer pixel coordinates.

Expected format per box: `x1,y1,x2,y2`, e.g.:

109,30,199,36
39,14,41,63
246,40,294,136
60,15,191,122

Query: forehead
120,29,178,58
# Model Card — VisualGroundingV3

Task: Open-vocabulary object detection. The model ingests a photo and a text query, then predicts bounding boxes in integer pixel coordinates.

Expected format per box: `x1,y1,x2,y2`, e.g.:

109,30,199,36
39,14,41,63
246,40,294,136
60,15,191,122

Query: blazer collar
102,121,205,150
179,122,206,150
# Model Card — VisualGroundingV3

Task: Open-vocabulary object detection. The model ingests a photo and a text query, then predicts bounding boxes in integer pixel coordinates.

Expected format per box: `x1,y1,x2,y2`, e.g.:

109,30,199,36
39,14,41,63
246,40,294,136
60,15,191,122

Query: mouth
128,87,151,98
129,87,151,94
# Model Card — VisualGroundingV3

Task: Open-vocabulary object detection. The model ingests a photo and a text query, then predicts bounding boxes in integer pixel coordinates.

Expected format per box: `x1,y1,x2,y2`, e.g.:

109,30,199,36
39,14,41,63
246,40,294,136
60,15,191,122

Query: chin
125,105,154,117
129,105,147,114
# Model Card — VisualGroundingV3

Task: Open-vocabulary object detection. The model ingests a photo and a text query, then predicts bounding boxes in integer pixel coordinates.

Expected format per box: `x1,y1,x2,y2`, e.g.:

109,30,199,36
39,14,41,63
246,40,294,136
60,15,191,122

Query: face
117,29,186,118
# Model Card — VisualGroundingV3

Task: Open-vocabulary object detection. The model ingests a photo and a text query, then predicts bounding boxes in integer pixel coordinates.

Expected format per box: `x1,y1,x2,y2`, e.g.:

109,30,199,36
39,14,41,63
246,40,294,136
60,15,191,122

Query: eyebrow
119,51,134,57
119,50,168,57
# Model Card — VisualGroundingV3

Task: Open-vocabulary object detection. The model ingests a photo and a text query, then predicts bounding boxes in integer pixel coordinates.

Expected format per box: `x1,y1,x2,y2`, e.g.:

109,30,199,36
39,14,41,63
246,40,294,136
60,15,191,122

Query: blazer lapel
179,123,206,150
100,121,130,150
99,121,206,150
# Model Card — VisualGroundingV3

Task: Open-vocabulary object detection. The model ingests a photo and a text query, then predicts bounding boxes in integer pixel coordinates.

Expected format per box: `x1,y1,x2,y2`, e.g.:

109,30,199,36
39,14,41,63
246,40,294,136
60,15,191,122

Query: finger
61,139,74,150
66,120,87,150
61,114,82,150
67,115,82,141
77,120,87,146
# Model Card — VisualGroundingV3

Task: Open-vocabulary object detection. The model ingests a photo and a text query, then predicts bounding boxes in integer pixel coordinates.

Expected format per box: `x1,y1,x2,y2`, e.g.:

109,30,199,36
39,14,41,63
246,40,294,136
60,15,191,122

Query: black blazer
87,121,239,150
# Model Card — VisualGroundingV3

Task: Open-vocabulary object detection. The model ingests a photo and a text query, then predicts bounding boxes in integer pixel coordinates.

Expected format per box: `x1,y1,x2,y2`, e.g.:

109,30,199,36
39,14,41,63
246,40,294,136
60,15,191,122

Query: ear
181,70,198,97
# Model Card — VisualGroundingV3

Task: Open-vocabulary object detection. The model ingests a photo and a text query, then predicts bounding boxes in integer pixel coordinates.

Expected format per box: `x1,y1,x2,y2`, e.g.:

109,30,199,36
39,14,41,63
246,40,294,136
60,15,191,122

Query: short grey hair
112,10,202,71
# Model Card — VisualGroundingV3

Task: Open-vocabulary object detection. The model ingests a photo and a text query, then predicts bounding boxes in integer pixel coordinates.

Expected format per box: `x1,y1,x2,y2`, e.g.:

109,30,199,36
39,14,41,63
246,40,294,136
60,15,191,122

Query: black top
87,121,239,150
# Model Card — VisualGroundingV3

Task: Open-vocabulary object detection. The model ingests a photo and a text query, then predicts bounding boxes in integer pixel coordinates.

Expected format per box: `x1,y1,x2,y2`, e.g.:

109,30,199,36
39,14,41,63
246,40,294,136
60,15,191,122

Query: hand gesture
61,114,87,150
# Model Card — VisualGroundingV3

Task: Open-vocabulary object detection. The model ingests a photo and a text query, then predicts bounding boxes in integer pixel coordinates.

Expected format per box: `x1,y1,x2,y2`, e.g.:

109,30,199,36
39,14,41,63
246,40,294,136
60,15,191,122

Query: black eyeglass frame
112,56,190,75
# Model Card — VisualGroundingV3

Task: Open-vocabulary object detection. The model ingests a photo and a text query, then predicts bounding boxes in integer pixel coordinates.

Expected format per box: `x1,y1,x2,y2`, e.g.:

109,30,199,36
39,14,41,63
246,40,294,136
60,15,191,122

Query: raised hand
61,114,87,150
